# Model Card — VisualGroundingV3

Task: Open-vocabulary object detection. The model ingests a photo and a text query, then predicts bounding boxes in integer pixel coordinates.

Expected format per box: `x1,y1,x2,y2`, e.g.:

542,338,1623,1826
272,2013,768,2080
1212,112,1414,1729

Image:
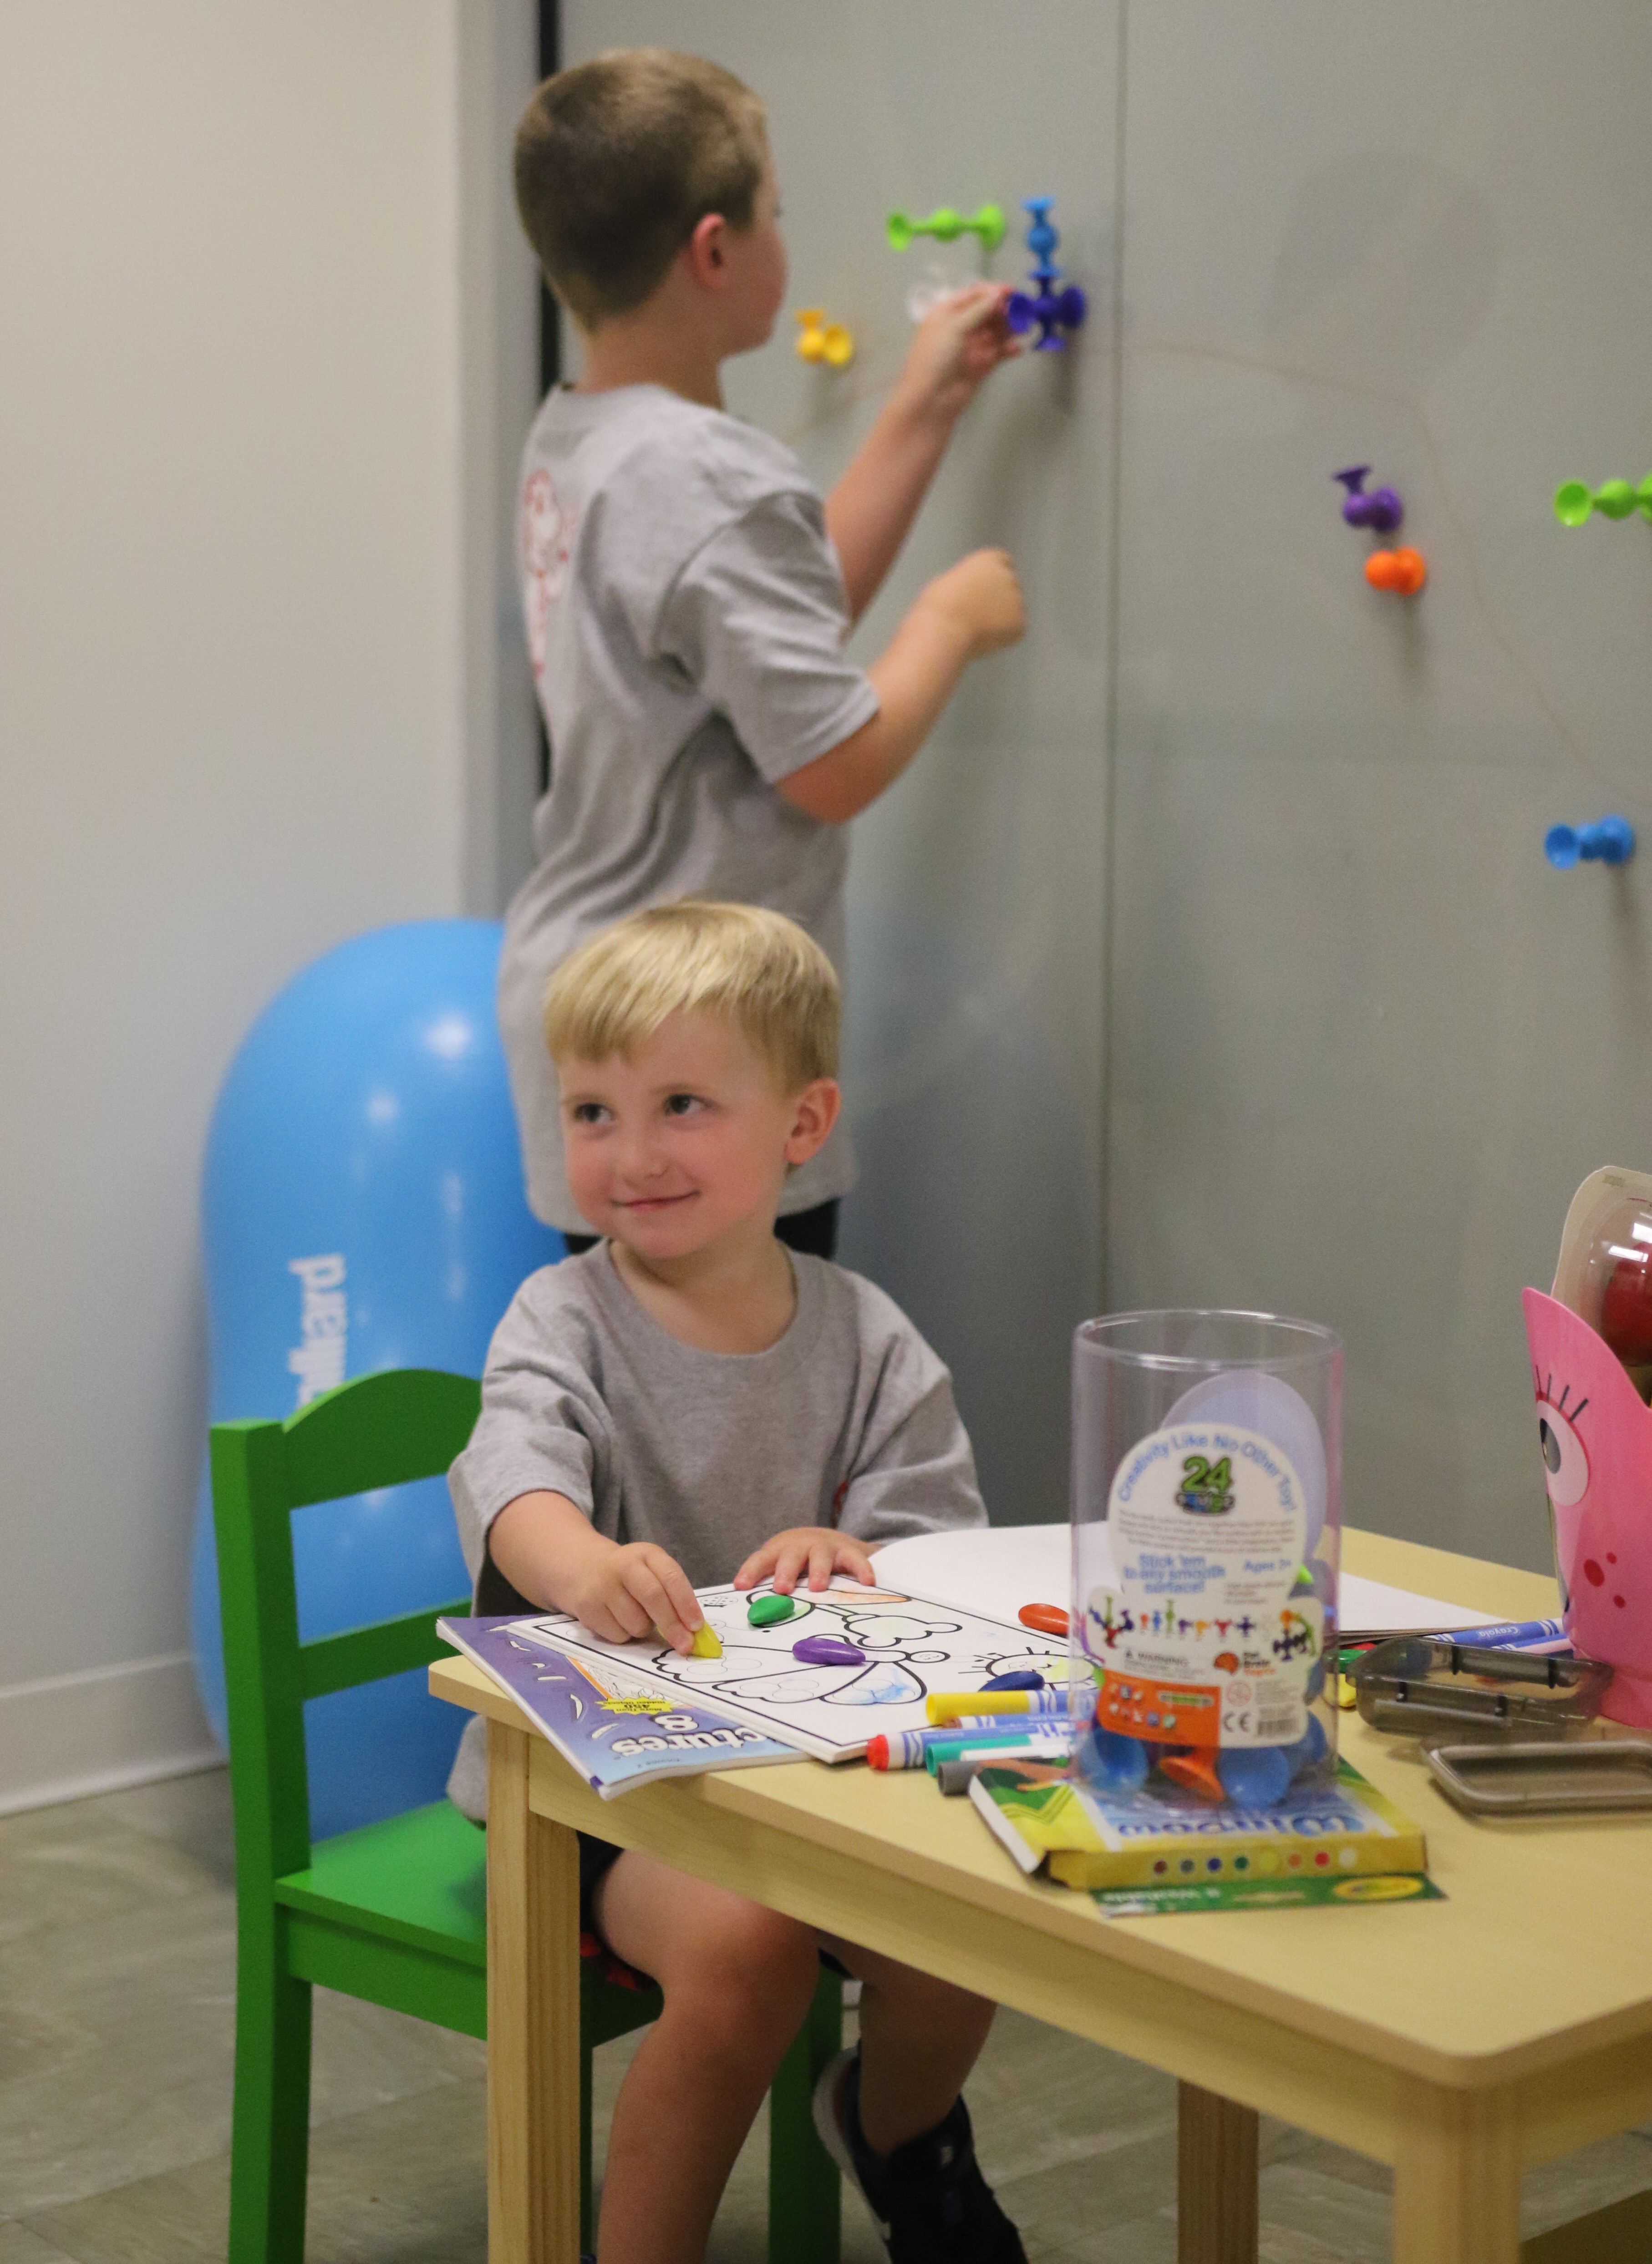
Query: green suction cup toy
886,201,1006,254
1554,474,1652,527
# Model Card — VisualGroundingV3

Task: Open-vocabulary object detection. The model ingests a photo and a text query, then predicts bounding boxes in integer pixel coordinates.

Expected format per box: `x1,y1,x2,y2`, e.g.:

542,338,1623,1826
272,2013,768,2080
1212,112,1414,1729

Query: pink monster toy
1524,1166,1652,1727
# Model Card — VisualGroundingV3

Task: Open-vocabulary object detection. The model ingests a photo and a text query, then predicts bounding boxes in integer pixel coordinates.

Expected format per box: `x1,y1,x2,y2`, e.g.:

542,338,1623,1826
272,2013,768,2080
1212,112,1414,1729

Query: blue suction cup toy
1082,1725,1152,1792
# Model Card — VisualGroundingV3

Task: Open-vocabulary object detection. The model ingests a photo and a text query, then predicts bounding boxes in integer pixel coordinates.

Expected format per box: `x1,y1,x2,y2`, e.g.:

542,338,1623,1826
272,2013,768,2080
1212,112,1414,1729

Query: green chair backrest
211,1368,481,1886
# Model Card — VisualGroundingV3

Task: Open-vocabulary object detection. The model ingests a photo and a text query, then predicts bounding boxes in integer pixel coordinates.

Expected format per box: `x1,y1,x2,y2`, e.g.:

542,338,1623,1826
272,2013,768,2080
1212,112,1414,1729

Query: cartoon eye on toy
1535,1387,1590,1508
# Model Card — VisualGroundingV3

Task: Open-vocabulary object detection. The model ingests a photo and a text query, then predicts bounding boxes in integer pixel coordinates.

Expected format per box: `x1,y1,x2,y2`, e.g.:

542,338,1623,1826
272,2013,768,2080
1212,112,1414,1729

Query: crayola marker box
969,1757,1427,1892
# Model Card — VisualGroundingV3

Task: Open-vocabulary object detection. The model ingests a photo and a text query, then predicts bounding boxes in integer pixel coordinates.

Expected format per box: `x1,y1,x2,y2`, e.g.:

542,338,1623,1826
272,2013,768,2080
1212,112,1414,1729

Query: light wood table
431,1530,1652,2264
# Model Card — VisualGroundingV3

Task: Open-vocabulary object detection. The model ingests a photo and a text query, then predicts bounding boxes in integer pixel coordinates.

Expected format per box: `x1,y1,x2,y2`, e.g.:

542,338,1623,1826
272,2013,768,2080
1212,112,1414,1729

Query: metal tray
1352,1635,1611,1741
1427,1739,1652,1816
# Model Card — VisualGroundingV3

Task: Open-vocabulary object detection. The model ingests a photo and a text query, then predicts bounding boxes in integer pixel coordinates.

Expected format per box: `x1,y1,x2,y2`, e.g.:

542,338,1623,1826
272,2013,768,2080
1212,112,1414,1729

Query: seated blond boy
447,901,1026,2264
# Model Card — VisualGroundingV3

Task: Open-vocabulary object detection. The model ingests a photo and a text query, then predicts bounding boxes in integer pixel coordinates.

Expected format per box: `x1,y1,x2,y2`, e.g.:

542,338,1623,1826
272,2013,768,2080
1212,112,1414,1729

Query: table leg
1178,2081,1259,2264
487,1720,582,2264
1392,2080,1520,2264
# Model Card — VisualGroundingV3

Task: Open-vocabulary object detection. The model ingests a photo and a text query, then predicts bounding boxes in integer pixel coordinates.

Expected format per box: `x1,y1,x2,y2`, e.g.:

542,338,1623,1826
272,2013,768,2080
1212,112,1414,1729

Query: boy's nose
613,1128,670,1183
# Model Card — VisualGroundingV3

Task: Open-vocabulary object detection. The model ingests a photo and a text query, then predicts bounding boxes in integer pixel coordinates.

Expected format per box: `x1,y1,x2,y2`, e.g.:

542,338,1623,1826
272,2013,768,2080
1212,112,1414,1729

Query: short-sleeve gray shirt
445,1245,986,1817
501,385,880,1231
450,1245,986,1591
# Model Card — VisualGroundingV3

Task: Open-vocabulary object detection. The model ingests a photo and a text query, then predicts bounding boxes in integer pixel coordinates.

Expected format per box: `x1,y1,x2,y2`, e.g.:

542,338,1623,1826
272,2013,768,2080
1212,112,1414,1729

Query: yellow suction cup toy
794,307,854,368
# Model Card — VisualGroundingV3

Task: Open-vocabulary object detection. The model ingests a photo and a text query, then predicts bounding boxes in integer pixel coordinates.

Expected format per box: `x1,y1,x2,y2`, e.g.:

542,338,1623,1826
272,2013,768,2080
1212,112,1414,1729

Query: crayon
1445,1618,1569,1654
1018,1602,1071,1639
925,1688,1074,1725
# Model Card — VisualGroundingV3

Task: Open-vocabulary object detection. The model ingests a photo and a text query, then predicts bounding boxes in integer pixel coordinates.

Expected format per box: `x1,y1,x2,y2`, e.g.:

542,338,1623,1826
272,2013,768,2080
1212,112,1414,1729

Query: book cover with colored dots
968,1758,1429,1892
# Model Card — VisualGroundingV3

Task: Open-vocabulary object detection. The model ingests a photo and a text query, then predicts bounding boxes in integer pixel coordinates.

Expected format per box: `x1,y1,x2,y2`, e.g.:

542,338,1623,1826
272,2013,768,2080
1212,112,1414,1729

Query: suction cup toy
1545,816,1635,870
886,202,1006,253
1554,475,1652,527
1365,546,1427,595
794,307,854,368
1004,196,1086,351
1333,465,1403,533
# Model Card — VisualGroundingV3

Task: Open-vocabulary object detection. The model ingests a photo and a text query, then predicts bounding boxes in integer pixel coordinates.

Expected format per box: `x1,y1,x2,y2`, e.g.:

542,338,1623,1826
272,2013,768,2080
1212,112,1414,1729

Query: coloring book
436,1614,802,1798
474,1579,1069,1767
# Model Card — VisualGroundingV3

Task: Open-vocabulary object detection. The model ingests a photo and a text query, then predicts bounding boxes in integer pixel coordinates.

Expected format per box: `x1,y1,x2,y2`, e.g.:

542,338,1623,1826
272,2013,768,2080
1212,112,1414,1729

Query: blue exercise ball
188,919,562,1838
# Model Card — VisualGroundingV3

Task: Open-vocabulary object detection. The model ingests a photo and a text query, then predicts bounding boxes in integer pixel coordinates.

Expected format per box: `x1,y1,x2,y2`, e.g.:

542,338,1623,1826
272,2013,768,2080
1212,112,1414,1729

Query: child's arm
775,547,1024,824
490,1487,705,1653
825,284,1018,621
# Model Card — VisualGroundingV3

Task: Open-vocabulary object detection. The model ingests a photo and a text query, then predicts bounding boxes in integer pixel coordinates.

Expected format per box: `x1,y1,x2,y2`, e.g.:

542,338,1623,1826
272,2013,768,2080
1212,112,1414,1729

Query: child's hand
920,548,1026,658
899,283,1020,422
733,1528,879,1595
565,1539,704,1653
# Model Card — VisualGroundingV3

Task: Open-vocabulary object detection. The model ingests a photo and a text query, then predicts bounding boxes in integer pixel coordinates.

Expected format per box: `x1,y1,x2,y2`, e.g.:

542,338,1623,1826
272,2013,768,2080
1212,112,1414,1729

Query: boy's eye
663,1092,706,1117
569,1101,610,1126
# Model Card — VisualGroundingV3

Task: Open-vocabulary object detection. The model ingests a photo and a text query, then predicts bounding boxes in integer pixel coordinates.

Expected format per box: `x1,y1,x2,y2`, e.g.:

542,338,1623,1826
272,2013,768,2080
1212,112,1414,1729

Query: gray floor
2,1769,1649,2261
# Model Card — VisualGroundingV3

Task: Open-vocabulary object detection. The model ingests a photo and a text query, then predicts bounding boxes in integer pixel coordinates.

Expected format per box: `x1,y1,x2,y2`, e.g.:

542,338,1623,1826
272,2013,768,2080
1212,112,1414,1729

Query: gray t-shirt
445,1244,985,1816
502,384,881,1231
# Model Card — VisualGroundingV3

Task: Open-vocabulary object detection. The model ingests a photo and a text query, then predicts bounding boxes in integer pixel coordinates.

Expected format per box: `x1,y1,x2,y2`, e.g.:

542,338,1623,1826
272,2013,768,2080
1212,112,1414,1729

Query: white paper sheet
873,1527,1507,1640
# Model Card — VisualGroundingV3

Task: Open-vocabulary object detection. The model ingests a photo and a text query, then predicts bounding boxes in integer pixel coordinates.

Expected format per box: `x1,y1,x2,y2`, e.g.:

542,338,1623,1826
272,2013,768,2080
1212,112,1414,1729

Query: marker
1018,1603,1070,1639
925,1726,1074,1773
868,1722,1069,1771
937,1749,1067,1795
926,1688,1074,1725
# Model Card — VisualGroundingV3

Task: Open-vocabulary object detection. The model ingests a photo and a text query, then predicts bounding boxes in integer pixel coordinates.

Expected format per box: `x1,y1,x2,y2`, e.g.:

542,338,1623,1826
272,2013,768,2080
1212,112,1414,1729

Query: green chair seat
275,1798,488,1965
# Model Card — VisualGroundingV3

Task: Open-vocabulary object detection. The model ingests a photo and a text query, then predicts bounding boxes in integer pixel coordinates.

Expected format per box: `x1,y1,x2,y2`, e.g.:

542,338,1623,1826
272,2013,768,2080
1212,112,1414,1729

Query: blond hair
544,903,839,1089
514,50,768,330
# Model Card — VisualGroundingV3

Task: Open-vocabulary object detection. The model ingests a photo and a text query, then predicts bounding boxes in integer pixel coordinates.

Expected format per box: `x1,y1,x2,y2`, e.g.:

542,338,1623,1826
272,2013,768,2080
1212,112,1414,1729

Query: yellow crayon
689,1623,723,1660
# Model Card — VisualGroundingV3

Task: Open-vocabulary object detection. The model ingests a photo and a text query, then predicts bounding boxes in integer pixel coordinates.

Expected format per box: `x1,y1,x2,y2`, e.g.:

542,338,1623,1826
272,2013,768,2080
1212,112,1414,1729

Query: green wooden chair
212,1365,841,2263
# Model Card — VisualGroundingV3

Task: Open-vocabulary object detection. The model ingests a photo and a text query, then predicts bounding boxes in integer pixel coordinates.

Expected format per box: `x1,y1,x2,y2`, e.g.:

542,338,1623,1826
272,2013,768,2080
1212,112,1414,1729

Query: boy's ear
683,210,732,289
783,1077,840,1166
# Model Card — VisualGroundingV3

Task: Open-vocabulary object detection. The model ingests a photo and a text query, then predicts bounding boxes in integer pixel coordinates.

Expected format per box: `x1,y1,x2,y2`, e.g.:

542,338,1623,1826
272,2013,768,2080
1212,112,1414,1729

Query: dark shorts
578,1830,625,1937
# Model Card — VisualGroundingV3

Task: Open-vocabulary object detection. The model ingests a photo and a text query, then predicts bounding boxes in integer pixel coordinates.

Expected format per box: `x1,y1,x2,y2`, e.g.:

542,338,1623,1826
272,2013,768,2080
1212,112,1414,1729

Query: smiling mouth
620,1192,696,1213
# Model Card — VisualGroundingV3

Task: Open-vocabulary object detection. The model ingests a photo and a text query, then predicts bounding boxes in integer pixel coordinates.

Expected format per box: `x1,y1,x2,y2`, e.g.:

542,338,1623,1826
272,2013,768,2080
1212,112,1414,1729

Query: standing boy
504,48,1026,1252
450,901,1026,2264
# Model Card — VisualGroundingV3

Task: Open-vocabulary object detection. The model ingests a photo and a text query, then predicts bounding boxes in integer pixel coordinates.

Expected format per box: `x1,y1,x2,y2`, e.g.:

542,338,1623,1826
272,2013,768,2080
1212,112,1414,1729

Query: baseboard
0,1650,224,1817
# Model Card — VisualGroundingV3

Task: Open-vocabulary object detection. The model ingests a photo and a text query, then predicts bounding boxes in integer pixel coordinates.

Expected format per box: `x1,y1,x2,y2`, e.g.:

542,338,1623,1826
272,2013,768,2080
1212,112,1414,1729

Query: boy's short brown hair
515,49,768,331
543,902,839,1091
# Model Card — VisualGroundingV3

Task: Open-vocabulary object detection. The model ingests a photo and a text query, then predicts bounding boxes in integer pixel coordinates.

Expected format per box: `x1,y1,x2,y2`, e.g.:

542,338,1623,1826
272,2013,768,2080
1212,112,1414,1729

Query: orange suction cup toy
1366,546,1427,595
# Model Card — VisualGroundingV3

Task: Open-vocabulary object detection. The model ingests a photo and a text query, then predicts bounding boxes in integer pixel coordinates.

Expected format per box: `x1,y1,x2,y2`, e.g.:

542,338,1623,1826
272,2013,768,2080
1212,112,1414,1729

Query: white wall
0,0,538,1809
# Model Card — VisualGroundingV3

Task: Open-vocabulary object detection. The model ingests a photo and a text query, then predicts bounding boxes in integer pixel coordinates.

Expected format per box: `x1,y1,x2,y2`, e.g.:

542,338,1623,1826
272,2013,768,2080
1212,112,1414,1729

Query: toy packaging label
1092,1871,1445,1918
969,1758,1427,1891
1083,1422,1322,1750
437,1616,804,1798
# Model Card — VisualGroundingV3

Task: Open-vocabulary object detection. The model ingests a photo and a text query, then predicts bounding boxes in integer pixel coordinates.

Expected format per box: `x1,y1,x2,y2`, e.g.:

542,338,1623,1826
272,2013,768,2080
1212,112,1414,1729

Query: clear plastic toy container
1069,1310,1342,1809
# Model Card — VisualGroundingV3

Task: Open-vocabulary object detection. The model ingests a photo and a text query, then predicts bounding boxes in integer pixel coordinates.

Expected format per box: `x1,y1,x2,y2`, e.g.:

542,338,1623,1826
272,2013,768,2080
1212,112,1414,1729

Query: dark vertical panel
534,0,559,792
